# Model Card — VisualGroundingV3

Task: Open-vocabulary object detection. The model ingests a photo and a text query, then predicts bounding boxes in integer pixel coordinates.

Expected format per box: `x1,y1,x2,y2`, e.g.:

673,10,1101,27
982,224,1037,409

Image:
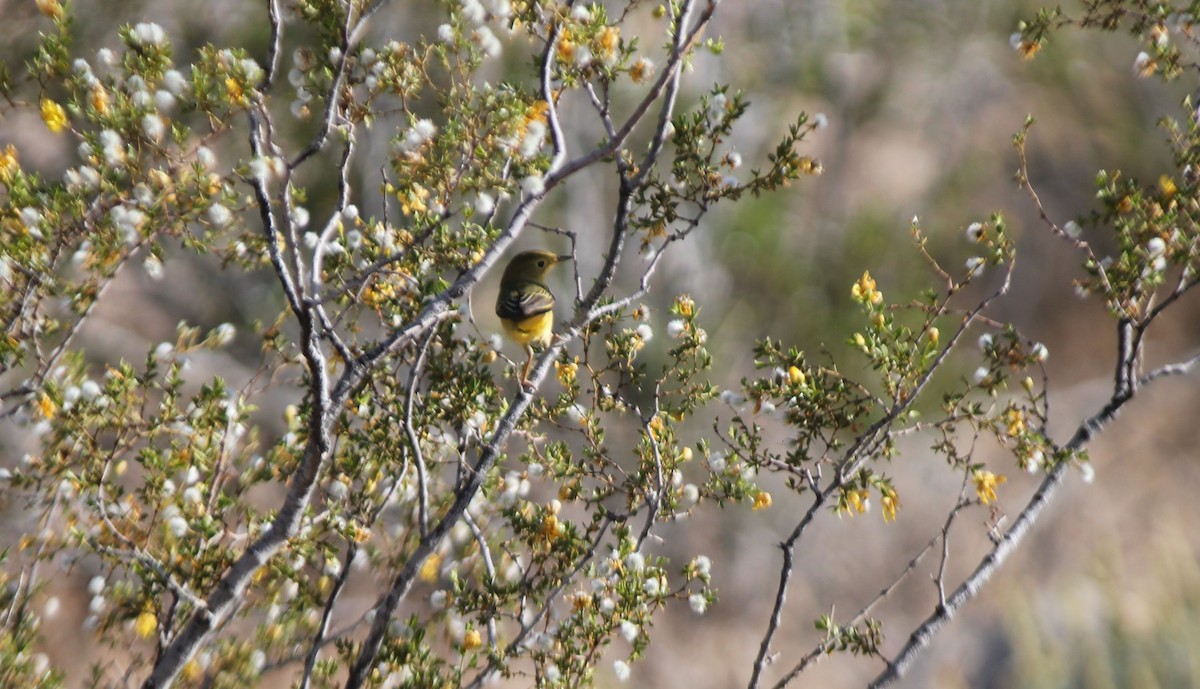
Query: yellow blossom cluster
851,271,883,305
972,470,1006,505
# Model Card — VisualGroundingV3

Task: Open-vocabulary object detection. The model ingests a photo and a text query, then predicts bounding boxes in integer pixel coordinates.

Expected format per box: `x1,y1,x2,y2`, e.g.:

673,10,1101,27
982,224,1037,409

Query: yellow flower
676,294,695,316
846,488,869,514
1159,175,1177,201
90,85,110,115
647,414,664,441
135,609,158,639
752,491,772,511
1005,407,1025,437
225,77,245,105
556,35,576,62
850,271,882,305
555,359,578,386
880,489,899,523
40,98,68,133
629,57,655,84
35,0,63,19
418,552,443,582
972,470,1006,505
36,392,56,419
787,365,805,386
597,26,620,58
0,144,18,183
462,629,482,651
926,327,939,345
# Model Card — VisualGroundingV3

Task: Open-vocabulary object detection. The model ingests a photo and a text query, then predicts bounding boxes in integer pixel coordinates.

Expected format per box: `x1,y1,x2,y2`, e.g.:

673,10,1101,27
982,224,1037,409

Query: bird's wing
496,281,555,320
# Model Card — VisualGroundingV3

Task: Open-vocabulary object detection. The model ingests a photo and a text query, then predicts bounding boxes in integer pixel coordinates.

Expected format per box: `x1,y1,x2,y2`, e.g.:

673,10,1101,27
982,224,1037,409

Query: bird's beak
555,254,573,263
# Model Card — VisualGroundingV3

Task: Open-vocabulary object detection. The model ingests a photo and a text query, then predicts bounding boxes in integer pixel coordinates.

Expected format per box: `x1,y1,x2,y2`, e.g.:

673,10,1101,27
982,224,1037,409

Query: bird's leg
520,344,535,390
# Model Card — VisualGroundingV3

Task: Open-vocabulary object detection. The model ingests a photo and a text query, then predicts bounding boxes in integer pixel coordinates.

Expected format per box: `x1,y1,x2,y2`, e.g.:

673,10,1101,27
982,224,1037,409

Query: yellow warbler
495,250,571,385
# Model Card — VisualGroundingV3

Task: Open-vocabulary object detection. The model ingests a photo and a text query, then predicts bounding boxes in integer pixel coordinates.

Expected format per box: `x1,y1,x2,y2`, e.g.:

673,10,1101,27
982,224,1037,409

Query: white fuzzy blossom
1063,220,1082,239
131,22,167,47
100,129,125,165
110,205,146,243
519,174,545,196
612,660,631,682
163,69,189,95
207,203,232,227
689,593,708,614
667,319,686,338
141,114,165,143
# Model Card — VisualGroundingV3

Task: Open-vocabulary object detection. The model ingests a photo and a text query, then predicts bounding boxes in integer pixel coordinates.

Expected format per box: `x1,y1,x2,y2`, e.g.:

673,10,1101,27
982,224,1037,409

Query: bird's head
502,250,571,282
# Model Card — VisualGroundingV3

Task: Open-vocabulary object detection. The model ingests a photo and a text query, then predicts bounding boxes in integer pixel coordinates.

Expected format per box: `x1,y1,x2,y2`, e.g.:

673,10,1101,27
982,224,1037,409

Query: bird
495,249,571,387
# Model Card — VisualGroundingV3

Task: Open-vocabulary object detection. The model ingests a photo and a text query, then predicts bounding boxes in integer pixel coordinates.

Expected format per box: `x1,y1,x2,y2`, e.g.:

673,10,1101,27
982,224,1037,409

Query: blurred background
4,0,1200,687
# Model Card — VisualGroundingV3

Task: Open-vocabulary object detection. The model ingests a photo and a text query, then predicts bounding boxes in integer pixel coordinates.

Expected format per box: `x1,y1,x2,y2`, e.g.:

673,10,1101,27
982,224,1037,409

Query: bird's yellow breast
501,311,554,347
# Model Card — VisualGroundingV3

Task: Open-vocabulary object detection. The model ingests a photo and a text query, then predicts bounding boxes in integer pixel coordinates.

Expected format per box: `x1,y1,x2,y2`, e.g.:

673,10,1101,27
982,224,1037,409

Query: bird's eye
537,260,546,267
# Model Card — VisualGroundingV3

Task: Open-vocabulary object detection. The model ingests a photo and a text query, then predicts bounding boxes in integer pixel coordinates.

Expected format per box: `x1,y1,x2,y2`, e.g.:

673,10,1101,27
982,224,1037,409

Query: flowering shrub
1,1,1198,689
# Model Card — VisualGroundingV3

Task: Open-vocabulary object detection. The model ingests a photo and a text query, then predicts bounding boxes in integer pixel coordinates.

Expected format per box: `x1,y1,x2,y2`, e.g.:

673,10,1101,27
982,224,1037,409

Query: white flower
1063,220,1082,239
1030,342,1048,362
612,660,631,682
212,323,236,346
183,485,202,504
643,577,660,596
667,319,686,338
100,129,125,165
618,620,638,643
461,0,486,24
1133,51,1152,76
207,203,232,227
163,69,189,95
965,256,985,275
65,166,101,191
398,119,438,152
978,333,993,351
812,112,829,129
519,174,545,196
1146,237,1167,257
155,342,175,360
250,649,266,674
474,26,502,58
250,156,284,183
110,204,146,243
196,146,216,170
430,589,448,608
143,254,164,280
630,57,656,84
573,44,593,67
293,205,310,228
487,0,512,19
693,555,711,576
1151,255,1167,272
635,323,653,341
81,379,102,399
682,483,699,505
571,4,591,21
474,193,495,216
43,596,60,619
707,451,726,472
328,46,343,64
141,114,165,144
167,515,188,538
519,120,546,158
324,556,342,577
19,208,42,235
89,595,106,615
965,222,984,242
1080,462,1095,484
689,593,707,614
88,575,106,596
718,390,746,409
342,204,359,221
545,665,562,682
132,22,167,47
154,90,176,113
624,551,645,572
96,48,116,67
972,366,989,384
132,89,153,109
438,23,455,43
